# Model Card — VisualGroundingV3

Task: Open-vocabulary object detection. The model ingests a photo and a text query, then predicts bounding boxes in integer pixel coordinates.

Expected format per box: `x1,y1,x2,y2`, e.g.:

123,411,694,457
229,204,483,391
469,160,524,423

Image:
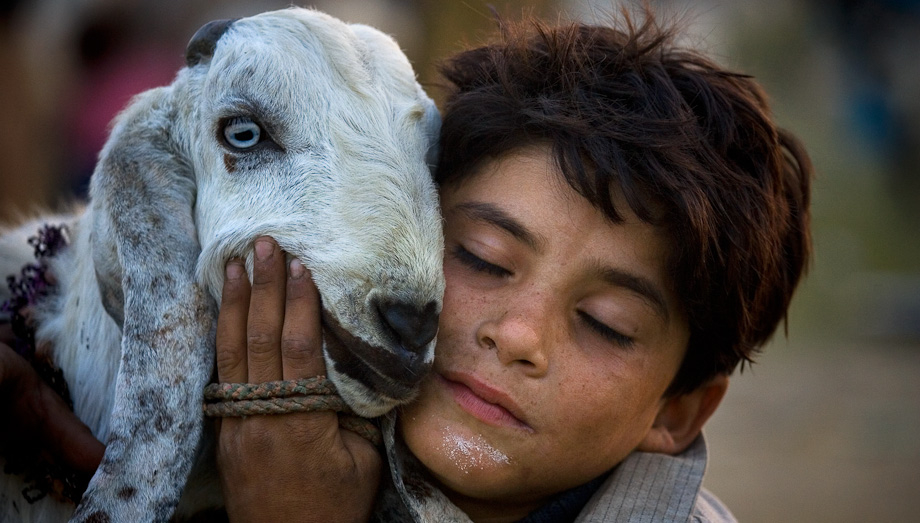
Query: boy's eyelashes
451,244,512,277
577,310,636,348
451,243,636,349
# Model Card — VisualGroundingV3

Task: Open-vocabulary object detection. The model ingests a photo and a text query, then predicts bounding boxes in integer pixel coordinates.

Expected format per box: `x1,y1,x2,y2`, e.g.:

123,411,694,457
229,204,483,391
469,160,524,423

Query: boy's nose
479,299,551,376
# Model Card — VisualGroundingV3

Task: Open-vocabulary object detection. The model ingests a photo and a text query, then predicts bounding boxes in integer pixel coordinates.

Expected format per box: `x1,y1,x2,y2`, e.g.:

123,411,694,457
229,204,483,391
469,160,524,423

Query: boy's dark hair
435,11,813,396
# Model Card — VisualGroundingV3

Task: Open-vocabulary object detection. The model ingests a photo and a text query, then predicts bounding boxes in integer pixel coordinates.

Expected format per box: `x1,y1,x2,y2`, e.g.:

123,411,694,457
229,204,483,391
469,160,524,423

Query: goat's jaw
320,309,432,418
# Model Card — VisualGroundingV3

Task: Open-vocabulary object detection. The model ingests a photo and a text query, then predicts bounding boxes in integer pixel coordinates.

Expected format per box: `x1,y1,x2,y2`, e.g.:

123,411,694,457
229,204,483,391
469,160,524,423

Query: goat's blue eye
223,118,261,149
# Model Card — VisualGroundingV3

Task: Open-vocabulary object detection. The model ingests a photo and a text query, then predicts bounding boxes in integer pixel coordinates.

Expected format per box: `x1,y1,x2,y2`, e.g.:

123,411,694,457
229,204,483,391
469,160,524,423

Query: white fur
0,8,443,522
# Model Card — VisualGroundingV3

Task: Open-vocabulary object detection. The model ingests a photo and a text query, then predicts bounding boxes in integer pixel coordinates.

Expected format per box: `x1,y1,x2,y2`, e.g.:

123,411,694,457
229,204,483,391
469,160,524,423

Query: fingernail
289,258,305,279
255,238,273,261
226,260,244,280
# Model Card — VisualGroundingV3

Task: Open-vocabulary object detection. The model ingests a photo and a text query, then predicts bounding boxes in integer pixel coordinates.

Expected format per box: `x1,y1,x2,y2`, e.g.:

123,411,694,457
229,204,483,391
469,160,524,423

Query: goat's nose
377,300,439,354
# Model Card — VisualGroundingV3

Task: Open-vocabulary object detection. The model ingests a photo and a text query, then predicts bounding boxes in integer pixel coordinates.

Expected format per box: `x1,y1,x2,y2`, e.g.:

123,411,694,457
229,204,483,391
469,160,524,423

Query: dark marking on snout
186,19,237,66
322,310,432,401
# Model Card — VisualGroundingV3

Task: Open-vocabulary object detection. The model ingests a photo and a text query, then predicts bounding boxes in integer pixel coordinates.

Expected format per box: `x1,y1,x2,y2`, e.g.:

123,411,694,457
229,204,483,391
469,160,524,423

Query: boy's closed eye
451,244,512,278
577,310,636,348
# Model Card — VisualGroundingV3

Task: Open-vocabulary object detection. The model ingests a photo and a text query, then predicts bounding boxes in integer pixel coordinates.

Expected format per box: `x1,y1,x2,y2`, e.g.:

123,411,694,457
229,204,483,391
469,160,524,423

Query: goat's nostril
377,300,439,354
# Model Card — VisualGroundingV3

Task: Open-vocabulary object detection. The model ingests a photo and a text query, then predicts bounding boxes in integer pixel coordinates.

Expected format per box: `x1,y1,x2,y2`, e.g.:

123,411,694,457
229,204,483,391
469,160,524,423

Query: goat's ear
186,18,236,66
73,93,218,520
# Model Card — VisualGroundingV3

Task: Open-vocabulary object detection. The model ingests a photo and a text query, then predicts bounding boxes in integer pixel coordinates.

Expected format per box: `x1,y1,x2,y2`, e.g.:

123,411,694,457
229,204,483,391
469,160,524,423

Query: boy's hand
215,236,382,522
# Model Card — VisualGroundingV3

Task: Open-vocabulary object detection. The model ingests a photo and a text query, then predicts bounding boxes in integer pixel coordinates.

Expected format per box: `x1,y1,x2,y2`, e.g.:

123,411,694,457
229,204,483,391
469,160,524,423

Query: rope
203,377,381,446
204,379,339,401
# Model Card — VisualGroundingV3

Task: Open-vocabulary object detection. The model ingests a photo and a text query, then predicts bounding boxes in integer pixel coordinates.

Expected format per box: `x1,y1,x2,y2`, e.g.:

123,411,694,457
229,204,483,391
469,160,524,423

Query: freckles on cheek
547,377,624,439
443,265,478,301
441,280,490,333
441,267,464,310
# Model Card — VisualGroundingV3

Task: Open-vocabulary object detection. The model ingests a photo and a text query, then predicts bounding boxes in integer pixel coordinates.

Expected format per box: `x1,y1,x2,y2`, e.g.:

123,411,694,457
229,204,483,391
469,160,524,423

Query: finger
281,259,325,380
340,428,384,478
246,237,286,383
216,259,250,383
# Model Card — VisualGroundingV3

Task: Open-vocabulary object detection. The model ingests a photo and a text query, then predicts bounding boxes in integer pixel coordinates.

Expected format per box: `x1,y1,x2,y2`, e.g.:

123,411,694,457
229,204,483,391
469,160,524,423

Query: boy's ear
637,374,729,455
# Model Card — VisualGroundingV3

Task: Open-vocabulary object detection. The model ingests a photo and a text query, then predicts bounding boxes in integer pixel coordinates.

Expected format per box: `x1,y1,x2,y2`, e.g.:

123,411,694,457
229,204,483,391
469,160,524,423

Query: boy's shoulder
575,435,737,522
692,488,738,523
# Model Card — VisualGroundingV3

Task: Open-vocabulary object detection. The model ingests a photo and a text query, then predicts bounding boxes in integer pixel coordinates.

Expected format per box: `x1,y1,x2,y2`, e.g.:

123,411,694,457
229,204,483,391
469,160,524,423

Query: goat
0,7,444,521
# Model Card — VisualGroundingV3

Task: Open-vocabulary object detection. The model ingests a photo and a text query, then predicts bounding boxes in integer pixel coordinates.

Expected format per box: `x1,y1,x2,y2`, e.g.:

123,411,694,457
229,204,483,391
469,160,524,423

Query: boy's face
398,146,692,520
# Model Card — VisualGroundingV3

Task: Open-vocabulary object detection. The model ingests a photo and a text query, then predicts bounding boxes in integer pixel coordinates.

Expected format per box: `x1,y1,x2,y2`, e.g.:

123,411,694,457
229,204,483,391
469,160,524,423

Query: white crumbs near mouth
439,430,511,474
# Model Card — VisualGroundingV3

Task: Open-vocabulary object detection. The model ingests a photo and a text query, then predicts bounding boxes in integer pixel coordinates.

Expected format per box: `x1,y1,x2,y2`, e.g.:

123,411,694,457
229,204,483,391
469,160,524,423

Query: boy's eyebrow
453,201,542,251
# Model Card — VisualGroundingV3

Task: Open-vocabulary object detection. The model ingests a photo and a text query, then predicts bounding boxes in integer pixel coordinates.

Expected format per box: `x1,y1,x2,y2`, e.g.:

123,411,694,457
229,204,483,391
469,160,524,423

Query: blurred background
1,0,917,520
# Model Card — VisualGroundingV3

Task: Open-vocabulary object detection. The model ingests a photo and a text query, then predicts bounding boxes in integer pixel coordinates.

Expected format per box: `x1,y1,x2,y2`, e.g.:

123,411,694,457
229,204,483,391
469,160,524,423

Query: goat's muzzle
375,299,439,356
321,308,434,405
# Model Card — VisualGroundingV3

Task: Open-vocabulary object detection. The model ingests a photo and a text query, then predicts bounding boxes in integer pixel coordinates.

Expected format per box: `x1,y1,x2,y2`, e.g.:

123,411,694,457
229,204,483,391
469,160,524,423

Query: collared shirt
375,414,736,523
574,435,736,522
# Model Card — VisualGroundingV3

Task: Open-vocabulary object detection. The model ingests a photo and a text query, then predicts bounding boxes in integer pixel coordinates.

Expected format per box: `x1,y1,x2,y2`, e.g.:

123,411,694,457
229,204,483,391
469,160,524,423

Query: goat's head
71,9,442,519
183,9,444,417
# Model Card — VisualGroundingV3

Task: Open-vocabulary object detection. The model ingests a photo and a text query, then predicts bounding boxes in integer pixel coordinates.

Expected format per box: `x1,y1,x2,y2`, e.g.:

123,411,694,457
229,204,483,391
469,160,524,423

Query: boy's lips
438,371,534,432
